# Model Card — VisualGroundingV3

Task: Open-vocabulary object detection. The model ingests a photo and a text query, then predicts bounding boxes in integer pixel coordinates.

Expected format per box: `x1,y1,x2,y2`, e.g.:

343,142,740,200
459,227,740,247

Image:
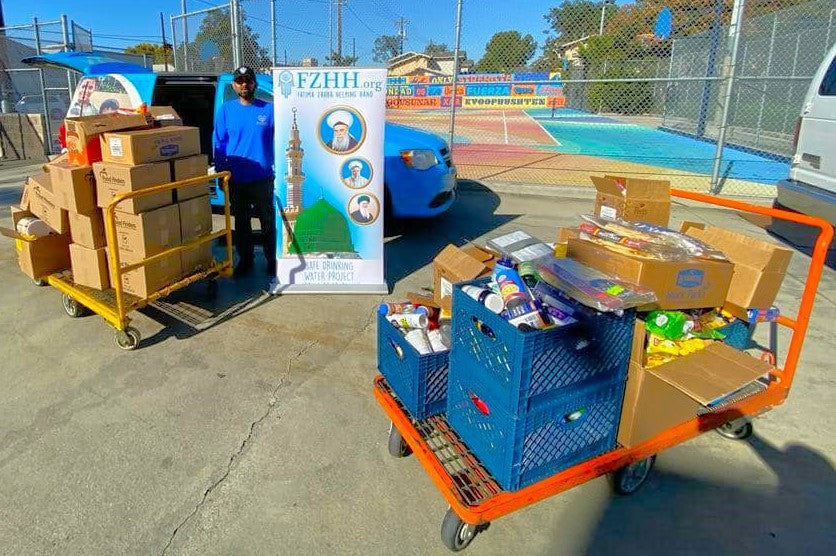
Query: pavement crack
160,338,318,555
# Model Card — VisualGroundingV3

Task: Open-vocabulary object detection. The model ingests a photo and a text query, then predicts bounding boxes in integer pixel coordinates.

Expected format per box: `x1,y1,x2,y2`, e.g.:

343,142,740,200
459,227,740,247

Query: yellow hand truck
45,171,234,350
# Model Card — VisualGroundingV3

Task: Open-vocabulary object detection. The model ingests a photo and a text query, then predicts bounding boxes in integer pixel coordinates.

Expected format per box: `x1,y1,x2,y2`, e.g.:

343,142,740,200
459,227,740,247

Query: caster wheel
33,278,47,287
387,422,412,457
441,508,487,552
114,326,141,350
716,418,753,440
611,455,656,495
62,294,89,318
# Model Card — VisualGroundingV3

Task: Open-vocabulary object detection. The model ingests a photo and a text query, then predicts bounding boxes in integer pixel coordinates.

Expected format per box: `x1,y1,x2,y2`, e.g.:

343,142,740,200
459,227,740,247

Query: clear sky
5,0,571,65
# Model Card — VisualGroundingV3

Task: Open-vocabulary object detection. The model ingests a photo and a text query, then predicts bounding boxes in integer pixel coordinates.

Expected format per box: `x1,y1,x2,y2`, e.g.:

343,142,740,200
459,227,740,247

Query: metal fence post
449,0,464,152
710,0,746,194
231,0,242,68
696,0,724,137
60,15,76,96
170,16,178,71
33,17,53,156
755,13,778,148
781,34,802,134
181,0,190,72
270,0,277,66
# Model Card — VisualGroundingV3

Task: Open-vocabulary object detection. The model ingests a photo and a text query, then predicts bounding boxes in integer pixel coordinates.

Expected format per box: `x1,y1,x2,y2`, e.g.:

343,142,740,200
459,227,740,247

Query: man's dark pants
229,177,276,269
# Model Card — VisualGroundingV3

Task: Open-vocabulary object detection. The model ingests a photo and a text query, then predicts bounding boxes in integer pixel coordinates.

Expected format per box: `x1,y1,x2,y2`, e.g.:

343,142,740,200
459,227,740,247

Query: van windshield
67,75,143,117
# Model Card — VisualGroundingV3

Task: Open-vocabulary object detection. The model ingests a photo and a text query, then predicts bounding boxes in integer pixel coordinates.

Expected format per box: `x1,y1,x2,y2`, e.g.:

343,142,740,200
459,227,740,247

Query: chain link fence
167,0,835,198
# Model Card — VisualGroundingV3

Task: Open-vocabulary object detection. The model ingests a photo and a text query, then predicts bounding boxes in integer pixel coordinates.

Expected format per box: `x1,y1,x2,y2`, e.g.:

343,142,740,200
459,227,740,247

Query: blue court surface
528,109,788,185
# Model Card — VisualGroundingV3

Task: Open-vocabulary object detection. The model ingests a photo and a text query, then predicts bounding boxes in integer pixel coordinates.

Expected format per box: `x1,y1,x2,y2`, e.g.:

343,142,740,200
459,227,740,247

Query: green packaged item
645,310,694,340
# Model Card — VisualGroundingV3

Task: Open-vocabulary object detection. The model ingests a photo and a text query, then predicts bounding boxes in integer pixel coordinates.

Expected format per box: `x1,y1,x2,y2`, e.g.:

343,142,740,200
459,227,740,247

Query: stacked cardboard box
5,109,213,297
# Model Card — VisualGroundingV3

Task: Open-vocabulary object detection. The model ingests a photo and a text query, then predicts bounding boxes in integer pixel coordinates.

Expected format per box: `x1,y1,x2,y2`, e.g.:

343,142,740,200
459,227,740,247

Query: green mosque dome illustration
289,197,356,254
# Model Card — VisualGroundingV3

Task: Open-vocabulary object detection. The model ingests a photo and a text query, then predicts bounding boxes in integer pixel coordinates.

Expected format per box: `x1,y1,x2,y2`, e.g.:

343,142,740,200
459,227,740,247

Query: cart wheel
716,418,753,440
114,327,141,351
33,278,47,287
387,422,412,457
62,293,90,318
441,508,486,552
611,455,656,496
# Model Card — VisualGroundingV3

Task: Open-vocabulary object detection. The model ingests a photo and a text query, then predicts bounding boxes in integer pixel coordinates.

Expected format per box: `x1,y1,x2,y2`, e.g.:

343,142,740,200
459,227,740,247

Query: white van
770,43,836,261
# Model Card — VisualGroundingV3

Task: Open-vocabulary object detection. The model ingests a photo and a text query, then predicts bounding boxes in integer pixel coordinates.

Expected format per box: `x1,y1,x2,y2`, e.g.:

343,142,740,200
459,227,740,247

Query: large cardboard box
591,175,671,226
681,222,793,320
171,154,211,201
433,244,497,312
69,211,107,250
567,237,733,310
64,113,149,166
93,161,172,214
47,160,96,215
109,251,183,299
69,243,110,290
617,320,773,447
14,233,71,280
100,126,200,165
112,204,181,264
179,195,213,242
147,106,183,127
24,173,70,235
181,243,215,276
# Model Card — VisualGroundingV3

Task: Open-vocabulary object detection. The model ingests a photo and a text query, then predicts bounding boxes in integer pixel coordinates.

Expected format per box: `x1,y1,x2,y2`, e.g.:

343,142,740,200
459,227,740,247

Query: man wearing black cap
213,65,277,277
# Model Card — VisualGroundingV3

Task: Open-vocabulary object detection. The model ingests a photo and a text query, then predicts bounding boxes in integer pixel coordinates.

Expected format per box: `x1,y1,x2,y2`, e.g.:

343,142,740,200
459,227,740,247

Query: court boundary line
524,110,561,146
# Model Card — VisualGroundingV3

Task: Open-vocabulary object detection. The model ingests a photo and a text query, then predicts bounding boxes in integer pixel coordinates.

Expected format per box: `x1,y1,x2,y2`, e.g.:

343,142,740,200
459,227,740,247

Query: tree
476,31,536,73
545,1,611,43
424,41,450,56
183,7,270,72
124,43,173,65
372,34,402,63
325,52,360,66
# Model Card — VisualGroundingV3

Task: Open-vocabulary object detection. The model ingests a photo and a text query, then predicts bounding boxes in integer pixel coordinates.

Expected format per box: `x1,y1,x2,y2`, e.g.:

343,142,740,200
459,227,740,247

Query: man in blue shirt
213,65,276,277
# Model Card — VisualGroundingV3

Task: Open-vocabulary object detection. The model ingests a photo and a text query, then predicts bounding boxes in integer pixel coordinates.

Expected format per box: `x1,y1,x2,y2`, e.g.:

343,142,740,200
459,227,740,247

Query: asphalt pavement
0,162,834,555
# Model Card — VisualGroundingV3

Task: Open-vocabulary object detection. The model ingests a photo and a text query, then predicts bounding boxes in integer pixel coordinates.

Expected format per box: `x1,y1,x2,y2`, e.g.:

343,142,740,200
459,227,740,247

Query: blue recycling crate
447,376,624,491
377,313,449,420
450,279,635,415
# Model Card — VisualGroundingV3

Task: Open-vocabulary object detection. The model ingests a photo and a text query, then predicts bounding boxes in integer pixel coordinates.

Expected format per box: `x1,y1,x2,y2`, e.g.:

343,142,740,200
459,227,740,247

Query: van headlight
400,149,438,170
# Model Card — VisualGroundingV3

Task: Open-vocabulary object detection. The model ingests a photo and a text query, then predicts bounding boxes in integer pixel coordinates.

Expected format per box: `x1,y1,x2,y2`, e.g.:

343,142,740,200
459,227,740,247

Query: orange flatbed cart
373,189,833,551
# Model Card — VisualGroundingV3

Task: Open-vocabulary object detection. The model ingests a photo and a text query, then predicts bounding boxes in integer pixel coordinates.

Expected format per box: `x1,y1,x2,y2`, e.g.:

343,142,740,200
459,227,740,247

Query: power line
346,2,375,34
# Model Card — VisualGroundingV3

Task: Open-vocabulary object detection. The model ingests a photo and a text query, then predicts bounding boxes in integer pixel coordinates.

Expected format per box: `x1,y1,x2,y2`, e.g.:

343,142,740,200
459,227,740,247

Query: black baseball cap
234,66,255,80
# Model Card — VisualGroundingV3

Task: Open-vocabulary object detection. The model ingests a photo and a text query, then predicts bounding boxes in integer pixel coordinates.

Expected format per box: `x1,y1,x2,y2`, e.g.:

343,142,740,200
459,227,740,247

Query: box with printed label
24,173,70,234
69,211,106,250
93,161,172,214
171,154,211,202
112,204,181,264
100,126,200,165
591,175,670,226
109,250,183,299
47,160,96,215
178,195,214,275
69,243,109,290
567,237,733,310
64,113,149,166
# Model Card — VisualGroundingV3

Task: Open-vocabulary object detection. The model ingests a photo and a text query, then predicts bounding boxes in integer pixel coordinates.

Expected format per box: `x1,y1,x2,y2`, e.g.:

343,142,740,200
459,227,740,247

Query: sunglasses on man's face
234,76,254,84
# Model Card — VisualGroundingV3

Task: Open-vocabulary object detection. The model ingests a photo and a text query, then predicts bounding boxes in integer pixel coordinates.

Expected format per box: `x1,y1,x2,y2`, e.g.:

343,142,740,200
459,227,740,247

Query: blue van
24,52,457,218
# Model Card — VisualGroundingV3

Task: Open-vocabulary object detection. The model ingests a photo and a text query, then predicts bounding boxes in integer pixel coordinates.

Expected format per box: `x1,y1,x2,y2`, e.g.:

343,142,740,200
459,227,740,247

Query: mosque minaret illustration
281,108,359,259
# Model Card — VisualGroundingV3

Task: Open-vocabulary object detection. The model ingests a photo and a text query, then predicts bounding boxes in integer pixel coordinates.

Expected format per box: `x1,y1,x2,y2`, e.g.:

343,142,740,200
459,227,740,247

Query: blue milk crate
447,376,624,491
450,279,635,415
377,313,449,420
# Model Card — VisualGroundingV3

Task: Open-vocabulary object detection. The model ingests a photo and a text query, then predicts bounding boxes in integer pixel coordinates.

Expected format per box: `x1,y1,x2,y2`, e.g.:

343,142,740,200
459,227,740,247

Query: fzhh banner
270,68,387,294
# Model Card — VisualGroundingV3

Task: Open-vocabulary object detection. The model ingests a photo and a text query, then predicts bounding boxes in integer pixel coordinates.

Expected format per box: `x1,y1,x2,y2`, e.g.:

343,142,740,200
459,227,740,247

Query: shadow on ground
383,179,518,289
579,434,835,554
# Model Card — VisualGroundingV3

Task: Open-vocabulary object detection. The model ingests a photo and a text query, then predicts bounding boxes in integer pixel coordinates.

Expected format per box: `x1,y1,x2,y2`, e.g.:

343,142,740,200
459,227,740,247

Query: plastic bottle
461,284,504,314
645,310,694,340
378,303,416,316
518,260,540,288
389,311,428,330
492,257,530,310
438,318,452,349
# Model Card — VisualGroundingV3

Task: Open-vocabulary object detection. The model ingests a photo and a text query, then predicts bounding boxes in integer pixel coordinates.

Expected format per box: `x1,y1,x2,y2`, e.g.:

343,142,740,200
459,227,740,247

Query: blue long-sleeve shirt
213,98,274,184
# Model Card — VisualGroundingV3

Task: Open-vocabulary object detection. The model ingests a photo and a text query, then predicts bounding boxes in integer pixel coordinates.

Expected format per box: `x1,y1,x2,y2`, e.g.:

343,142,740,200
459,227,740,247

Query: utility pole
395,16,409,55
336,0,343,60
160,12,169,72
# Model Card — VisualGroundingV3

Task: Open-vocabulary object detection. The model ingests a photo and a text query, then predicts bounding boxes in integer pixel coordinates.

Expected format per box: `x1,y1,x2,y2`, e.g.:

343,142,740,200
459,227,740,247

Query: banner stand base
269,281,389,295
